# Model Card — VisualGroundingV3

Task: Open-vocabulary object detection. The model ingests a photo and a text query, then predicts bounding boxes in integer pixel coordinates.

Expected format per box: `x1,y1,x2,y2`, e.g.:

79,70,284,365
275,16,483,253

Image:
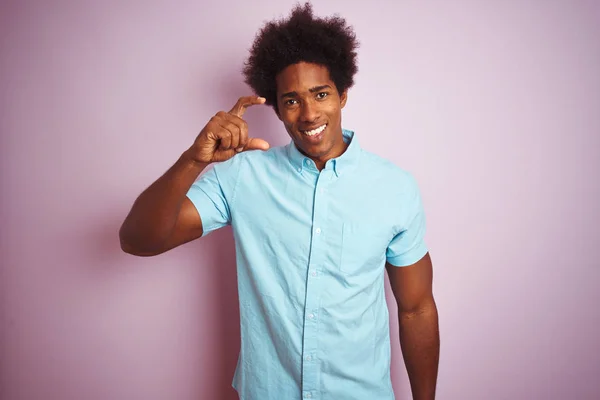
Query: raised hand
188,96,270,163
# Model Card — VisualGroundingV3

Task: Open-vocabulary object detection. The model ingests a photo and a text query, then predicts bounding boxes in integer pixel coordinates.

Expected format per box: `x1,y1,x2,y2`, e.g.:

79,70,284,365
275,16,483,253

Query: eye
285,99,298,106
316,92,328,100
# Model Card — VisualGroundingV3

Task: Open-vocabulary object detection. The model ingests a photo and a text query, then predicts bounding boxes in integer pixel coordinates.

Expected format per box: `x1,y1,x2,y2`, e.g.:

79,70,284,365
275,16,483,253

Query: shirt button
305,355,312,361
304,159,310,166
315,228,321,235
311,271,317,277
297,167,302,173
305,394,312,399
308,313,315,319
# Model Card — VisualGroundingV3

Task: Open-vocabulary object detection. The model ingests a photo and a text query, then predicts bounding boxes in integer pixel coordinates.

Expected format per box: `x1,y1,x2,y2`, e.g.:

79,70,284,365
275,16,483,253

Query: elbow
120,241,159,257
398,295,437,318
120,240,163,257
119,225,163,257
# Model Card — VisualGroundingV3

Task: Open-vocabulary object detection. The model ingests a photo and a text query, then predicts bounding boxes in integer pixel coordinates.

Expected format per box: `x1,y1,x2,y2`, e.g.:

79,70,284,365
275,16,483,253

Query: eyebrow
280,85,332,99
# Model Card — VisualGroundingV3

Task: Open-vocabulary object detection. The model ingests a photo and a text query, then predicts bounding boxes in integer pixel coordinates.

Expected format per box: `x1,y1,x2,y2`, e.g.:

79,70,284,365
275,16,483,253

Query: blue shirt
186,129,428,400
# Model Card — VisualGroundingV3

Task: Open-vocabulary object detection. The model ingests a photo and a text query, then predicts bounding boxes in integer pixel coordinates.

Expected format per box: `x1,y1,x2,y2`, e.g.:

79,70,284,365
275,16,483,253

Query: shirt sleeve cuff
185,189,224,237
386,242,428,267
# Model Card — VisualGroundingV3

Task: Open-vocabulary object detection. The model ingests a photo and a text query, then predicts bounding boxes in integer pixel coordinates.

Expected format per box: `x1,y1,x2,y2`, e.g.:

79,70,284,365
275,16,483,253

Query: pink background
1,1,599,399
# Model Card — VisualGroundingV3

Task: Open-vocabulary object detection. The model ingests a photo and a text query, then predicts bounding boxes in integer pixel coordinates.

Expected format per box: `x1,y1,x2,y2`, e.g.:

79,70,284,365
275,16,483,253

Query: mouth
300,124,327,141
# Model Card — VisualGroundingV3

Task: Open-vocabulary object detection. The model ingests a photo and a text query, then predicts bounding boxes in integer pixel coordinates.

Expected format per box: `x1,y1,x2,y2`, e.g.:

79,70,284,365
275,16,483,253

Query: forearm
398,297,440,400
119,149,208,252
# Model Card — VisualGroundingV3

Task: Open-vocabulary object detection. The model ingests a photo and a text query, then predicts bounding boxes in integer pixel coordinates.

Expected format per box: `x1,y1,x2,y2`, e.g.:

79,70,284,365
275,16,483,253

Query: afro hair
243,2,359,113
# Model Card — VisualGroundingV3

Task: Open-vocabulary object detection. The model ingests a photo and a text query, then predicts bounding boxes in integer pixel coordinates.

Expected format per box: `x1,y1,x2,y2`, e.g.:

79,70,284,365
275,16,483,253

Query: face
275,62,348,166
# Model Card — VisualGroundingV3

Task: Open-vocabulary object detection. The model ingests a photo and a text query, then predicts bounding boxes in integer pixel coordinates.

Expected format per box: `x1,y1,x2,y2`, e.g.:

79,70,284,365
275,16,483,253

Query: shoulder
213,145,286,172
234,146,287,176
235,144,288,165
212,145,289,184
358,148,419,193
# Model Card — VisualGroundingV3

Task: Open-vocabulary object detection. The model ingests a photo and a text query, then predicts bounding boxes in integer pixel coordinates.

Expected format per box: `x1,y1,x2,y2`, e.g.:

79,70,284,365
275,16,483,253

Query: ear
340,90,348,108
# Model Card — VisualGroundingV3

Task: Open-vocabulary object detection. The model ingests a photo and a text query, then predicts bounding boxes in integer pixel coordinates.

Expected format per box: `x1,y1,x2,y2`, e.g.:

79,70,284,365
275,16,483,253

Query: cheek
280,113,297,129
279,118,294,133
323,101,340,115
282,117,293,127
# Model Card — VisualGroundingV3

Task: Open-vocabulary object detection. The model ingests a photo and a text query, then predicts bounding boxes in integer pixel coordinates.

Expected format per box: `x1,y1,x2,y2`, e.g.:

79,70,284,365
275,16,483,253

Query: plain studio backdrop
1,1,599,399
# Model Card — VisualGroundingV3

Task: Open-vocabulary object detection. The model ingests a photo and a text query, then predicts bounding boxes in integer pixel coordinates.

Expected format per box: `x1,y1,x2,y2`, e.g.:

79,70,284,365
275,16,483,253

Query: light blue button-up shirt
187,129,428,400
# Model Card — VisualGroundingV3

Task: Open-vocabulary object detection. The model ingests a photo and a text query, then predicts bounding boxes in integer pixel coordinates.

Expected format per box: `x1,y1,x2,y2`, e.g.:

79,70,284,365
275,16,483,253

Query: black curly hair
243,2,359,113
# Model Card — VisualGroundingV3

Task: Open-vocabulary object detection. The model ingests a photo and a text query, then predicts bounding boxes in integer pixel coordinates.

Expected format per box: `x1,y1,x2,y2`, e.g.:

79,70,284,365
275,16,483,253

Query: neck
299,135,348,171
314,142,348,171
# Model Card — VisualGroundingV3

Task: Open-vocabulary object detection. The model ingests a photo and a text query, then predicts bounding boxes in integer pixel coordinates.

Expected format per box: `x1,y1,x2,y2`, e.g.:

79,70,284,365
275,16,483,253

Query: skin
119,61,439,399
387,254,440,400
119,96,267,256
275,62,348,170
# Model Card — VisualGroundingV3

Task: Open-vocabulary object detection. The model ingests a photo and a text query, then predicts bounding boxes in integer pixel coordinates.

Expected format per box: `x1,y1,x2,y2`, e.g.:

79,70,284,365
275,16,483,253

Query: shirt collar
287,129,360,177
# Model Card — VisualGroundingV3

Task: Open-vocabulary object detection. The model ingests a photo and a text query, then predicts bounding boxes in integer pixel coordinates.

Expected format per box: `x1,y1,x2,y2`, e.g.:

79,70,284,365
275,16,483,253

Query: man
119,3,439,399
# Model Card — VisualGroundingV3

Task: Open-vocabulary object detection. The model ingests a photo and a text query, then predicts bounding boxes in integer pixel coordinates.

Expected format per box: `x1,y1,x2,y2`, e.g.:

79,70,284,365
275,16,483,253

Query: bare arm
119,151,207,256
386,253,439,400
119,96,269,256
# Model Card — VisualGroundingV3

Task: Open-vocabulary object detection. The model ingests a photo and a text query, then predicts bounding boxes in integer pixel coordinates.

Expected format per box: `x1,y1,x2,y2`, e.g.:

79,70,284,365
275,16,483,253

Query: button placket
301,171,330,398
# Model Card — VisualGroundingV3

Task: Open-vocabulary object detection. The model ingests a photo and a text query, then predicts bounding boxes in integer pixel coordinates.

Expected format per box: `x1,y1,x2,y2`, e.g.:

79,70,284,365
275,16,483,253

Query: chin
302,143,333,158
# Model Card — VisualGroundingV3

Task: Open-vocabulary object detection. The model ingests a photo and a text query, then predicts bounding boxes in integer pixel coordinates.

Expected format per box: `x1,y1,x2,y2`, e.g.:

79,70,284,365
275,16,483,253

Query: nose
299,100,320,123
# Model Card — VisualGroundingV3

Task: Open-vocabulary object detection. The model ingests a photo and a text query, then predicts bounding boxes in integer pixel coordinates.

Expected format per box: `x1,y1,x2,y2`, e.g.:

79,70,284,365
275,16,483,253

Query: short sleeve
386,174,428,267
186,158,241,237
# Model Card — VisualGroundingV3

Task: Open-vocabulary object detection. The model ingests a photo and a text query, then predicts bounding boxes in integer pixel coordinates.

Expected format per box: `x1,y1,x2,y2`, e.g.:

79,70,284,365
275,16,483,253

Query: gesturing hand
189,96,270,164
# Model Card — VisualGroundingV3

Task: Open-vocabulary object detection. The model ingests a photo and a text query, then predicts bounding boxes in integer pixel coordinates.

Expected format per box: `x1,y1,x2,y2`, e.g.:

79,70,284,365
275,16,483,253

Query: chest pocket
340,222,391,275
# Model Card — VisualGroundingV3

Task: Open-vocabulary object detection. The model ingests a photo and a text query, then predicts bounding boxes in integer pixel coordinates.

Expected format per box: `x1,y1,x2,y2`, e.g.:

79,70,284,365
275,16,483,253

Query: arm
119,96,269,256
386,252,439,400
118,151,208,256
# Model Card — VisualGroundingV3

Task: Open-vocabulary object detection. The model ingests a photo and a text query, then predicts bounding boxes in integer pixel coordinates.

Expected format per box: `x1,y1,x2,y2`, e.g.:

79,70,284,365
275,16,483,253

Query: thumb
243,137,270,151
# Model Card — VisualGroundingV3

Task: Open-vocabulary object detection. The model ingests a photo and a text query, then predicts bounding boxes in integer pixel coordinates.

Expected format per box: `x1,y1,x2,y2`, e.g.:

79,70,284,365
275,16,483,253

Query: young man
120,3,439,399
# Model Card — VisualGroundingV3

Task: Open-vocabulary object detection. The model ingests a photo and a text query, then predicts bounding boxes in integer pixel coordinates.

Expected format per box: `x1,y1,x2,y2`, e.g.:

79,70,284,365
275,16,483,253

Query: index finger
228,96,266,118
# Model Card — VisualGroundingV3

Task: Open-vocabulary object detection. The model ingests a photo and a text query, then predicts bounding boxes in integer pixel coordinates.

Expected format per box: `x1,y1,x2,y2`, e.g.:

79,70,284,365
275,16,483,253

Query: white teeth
303,124,326,136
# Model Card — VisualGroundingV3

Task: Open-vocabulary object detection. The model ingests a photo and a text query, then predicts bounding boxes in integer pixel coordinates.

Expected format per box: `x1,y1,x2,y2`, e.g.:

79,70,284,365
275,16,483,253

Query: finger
243,137,270,151
229,96,266,118
216,129,232,150
203,120,221,144
216,119,241,150
222,113,248,152
237,121,248,152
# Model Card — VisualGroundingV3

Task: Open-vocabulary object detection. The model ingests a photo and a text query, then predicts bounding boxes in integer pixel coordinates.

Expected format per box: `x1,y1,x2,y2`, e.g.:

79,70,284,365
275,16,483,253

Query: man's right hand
187,96,270,164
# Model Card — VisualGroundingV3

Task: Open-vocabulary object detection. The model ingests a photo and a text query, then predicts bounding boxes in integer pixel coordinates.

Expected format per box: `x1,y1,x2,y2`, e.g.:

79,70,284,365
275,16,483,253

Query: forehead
275,62,334,94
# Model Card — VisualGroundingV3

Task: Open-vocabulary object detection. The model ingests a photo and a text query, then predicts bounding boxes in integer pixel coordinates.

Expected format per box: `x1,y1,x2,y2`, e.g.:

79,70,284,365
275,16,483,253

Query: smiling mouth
301,124,327,136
